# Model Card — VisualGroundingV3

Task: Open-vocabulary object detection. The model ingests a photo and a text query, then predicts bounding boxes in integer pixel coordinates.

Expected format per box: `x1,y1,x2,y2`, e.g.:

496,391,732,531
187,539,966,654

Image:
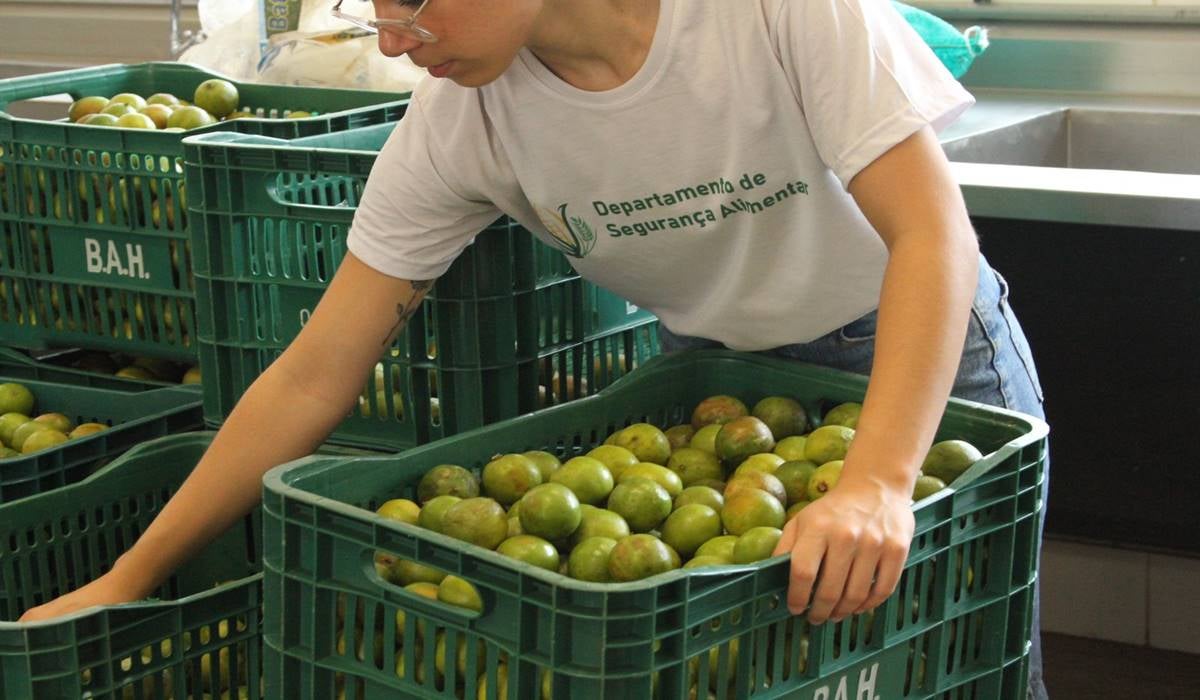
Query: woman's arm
774,125,979,623
20,252,432,621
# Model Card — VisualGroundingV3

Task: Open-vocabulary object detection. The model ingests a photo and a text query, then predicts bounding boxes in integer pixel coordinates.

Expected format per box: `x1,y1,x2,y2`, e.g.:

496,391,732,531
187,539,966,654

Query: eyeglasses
331,0,438,43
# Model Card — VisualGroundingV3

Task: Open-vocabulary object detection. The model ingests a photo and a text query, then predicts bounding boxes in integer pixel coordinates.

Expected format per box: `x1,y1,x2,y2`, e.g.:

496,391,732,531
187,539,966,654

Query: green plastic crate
0,374,202,503
260,350,1048,699
0,431,384,700
0,346,174,391
0,62,410,361
0,433,258,699
183,124,659,451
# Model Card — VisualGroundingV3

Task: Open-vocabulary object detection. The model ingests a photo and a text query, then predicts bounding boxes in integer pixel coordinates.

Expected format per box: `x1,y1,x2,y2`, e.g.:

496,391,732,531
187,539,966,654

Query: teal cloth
892,1,989,78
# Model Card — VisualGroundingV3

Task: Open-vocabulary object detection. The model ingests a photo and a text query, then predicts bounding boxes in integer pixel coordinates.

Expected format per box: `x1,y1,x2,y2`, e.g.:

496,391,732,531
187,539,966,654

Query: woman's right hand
18,570,143,622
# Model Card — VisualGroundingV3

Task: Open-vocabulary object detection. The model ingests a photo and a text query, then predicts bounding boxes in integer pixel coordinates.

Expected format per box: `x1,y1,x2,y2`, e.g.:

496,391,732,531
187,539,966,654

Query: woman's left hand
772,471,915,624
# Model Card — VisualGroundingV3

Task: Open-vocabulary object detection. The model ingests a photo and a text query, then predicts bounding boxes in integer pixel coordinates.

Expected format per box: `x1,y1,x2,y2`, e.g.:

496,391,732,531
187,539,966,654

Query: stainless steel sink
940,106,1200,231
941,108,1200,177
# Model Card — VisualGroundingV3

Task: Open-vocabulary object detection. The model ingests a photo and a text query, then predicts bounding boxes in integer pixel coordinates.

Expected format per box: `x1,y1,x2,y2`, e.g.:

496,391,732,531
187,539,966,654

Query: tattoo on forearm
383,280,434,346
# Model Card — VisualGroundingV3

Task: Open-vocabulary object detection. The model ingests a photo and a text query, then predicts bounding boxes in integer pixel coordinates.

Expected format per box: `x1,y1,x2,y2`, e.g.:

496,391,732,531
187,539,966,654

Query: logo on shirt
537,204,596,259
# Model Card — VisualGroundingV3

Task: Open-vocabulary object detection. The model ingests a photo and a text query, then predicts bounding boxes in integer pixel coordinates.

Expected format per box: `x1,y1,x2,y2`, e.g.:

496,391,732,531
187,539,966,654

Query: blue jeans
659,255,1050,699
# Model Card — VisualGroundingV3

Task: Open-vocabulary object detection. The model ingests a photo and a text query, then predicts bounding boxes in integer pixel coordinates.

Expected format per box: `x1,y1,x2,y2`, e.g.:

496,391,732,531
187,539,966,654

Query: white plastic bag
178,1,264,80
257,28,426,92
181,0,426,91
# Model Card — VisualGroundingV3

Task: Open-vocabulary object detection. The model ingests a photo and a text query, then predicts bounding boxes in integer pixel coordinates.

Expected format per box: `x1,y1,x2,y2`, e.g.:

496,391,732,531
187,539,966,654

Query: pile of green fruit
64,79,312,131
0,381,108,458
341,394,984,696
65,350,200,385
374,394,982,585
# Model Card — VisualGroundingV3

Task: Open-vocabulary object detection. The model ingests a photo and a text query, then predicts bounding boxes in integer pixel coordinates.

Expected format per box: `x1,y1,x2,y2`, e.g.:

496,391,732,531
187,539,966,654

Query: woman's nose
377,30,424,58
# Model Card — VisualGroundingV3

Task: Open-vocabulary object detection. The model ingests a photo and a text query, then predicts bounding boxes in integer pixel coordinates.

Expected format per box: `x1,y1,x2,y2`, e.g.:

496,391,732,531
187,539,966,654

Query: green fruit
691,395,749,429
673,485,724,513
418,495,462,532
108,93,147,110
804,425,855,464
694,535,738,561
913,474,947,501
618,462,683,498
570,506,630,547
568,537,617,582
518,483,582,540
69,423,108,439
522,450,562,482
100,102,134,118
774,435,808,461
612,423,672,465
0,412,31,446
80,113,119,127
146,93,182,107
20,428,68,454
376,498,420,525
0,446,19,460
193,79,240,118
497,534,560,571
732,526,783,564
774,460,818,506
438,575,483,612
0,383,35,416
68,96,109,122
822,402,863,428
921,440,983,485
417,464,479,503
689,424,721,455
607,534,679,582
666,447,723,487
115,113,157,130
550,456,614,505
482,454,542,506
664,424,696,450
660,504,723,559
440,498,508,550
10,420,49,452
733,453,785,476
585,444,639,481
720,489,785,536
166,105,217,130
785,500,812,520
806,461,845,501
714,417,775,467
683,555,730,569
387,559,446,586
752,396,808,440
606,477,672,533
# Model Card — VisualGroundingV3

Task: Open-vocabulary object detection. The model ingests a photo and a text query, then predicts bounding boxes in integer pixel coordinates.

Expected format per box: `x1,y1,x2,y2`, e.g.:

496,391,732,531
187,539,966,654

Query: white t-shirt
348,0,973,351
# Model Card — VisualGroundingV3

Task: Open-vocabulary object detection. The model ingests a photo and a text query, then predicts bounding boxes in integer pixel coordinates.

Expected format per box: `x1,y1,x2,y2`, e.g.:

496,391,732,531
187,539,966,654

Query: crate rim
262,349,1048,593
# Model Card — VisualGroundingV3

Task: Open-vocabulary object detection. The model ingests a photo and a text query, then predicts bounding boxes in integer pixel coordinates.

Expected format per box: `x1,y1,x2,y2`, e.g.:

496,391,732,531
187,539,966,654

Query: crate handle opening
360,547,487,624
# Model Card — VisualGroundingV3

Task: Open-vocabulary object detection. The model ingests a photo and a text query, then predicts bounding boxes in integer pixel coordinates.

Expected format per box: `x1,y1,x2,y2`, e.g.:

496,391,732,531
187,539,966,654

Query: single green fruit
518,482,582,540
441,498,509,550
921,440,983,485
497,534,560,571
912,474,947,501
660,504,723,559
567,536,618,582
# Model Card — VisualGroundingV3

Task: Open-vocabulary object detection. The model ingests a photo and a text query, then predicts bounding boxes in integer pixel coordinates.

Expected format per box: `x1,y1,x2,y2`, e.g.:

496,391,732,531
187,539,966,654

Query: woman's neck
526,0,660,91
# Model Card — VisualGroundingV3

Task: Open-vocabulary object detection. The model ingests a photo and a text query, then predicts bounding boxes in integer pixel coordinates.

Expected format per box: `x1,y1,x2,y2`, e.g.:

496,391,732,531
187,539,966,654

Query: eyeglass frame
331,0,438,43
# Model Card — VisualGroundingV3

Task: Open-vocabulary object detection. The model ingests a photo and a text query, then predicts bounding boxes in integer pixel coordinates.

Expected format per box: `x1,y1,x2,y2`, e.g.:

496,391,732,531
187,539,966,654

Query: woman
23,1,1047,697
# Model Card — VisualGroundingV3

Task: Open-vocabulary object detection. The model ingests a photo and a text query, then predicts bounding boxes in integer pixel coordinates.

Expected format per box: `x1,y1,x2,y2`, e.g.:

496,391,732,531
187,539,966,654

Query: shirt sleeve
347,82,504,281
766,0,975,189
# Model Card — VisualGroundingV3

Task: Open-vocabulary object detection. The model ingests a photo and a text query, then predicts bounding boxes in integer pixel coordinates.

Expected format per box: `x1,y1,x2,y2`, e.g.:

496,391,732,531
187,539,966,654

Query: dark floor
1043,633,1200,699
